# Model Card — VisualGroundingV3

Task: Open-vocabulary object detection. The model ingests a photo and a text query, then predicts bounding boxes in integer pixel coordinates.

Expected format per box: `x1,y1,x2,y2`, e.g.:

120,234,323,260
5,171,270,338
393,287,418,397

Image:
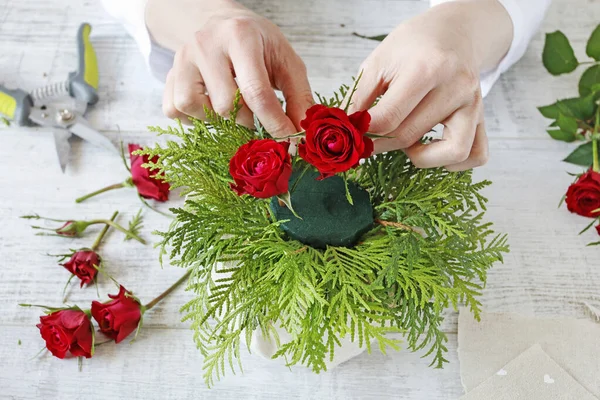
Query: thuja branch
86,219,146,244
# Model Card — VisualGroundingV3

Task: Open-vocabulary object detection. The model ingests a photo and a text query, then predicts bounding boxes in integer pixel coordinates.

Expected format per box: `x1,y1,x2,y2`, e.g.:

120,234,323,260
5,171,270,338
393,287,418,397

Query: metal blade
52,129,72,173
69,121,120,154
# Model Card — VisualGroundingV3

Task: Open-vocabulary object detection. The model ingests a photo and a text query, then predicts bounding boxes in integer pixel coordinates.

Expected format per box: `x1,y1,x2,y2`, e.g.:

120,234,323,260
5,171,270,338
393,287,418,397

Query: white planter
242,324,368,370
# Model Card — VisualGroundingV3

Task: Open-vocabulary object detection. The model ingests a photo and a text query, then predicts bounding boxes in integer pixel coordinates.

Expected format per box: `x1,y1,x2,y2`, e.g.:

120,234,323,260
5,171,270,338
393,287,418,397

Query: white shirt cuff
430,0,550,97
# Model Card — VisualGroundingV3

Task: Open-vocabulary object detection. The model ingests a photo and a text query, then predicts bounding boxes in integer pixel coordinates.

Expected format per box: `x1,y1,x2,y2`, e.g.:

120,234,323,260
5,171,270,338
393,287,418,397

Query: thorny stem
75,179,132,203
90,211,118,251
144,270,191,311
592,107,599,173
375,219,420,233
342,69,364,113
87,219,146,245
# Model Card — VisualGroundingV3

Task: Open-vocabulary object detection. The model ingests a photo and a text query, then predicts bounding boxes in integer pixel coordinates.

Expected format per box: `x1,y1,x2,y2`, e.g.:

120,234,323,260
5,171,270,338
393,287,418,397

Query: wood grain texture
0,0,599,398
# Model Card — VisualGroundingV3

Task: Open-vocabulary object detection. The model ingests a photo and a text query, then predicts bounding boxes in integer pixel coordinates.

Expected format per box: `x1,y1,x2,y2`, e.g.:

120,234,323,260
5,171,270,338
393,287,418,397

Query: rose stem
375,219,419,233
90,211,118,251
75,181,129,203
87,219,146,245
144,270,191,311
592,108,599,173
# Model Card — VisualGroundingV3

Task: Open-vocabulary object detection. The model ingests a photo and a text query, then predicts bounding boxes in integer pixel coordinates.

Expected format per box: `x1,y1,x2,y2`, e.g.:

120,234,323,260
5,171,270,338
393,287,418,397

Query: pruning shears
0,23,119,172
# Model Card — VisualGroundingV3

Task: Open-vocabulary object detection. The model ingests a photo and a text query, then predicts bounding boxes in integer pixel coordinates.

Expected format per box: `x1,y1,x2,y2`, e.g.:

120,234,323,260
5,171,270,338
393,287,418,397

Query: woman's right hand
147,0,313,136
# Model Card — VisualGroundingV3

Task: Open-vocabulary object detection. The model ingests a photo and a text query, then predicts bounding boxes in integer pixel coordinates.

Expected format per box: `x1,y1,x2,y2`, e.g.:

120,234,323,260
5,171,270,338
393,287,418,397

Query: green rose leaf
578,64,600,96
563,141,593,167
538,95,596,120
543,31,579,75
547,129,576,142
556,113,579,134
352,32,387,41
538,103,559,119
586,24,600,61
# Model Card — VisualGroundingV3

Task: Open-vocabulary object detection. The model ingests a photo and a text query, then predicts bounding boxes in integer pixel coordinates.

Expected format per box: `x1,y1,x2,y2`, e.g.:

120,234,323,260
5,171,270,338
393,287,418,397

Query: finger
372,85,466,153
360,69,434,135
171,55,213,124
162,68,191,123
229,39,297,137
195,53,254,128
403,103,479,169
276,55,314,130
445,122,489,171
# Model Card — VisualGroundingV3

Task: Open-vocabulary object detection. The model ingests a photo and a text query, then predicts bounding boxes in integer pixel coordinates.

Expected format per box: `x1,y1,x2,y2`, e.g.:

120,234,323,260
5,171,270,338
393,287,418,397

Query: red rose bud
229,139,292,198
596,224,600,236
565,170,600,218
129,144,170,202
298,105,373,179
55,221,89,237
91,286,142,343
37,309,94,359
62,250,100,287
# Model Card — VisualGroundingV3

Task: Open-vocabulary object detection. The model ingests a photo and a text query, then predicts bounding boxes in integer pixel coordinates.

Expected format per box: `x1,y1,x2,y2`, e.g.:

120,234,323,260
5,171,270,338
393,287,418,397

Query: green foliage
352,32,388,42
141,89,508,387
563,141,594,167
124,209,144,241
547,128,576,143
586,24,600,61
539,25,600,167
543,31,579,75
579,65,600,96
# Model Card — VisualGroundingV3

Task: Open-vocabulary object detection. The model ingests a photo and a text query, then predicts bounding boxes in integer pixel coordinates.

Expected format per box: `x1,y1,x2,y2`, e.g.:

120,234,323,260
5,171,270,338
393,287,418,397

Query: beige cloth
460,344,597,400
458,309,600,397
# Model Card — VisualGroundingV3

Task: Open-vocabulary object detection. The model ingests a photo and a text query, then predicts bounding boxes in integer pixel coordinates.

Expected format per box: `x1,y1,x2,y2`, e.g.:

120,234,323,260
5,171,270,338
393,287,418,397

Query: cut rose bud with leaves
28,307,95,359
539,24,600,245
565,169,600,218
91,286,143,344
59,211,117,290
62,250,100,288
21,212,146,244
298,104,373,180
74,143,171,207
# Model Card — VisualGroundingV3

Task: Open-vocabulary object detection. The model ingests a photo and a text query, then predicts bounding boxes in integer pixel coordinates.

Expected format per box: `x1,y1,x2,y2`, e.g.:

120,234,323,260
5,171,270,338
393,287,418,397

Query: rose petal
348,110,371,134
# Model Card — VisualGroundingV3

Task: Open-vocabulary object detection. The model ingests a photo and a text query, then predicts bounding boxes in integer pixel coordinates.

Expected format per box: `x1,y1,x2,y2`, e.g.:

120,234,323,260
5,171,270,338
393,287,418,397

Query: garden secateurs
0,23,119,172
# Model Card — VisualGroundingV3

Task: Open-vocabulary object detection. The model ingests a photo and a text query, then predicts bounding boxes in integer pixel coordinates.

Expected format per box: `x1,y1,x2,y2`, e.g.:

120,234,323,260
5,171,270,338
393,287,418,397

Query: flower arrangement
140,78,509,386
538,24,600,245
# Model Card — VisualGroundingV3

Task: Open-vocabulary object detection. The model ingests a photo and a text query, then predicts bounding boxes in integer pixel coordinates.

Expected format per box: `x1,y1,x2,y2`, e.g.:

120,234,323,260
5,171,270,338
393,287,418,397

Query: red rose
37,309,94,359
596,224,600,236
129,144,170,202
62,250,100,287
229,139,292,198
298,105,373,179
565,170,600,217
91,286,142,343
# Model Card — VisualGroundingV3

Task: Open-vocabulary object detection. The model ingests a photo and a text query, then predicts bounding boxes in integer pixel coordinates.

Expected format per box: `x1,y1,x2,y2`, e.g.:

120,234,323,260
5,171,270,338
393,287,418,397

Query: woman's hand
147,0,313,136
349,0,513,171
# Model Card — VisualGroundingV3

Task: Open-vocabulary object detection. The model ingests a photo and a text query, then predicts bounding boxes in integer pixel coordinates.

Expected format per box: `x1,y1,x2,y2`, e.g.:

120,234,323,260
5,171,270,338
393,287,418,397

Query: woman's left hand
349,0,513,171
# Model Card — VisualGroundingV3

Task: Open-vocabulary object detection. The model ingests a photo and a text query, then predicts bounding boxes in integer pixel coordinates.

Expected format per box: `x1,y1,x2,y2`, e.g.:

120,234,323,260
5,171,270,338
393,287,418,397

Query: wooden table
1,0,598,398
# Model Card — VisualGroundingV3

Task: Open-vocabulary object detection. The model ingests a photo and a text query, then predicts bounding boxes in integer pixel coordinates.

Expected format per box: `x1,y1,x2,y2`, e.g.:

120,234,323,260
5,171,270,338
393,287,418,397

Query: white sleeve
101,0,174,82
431,0,552,97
